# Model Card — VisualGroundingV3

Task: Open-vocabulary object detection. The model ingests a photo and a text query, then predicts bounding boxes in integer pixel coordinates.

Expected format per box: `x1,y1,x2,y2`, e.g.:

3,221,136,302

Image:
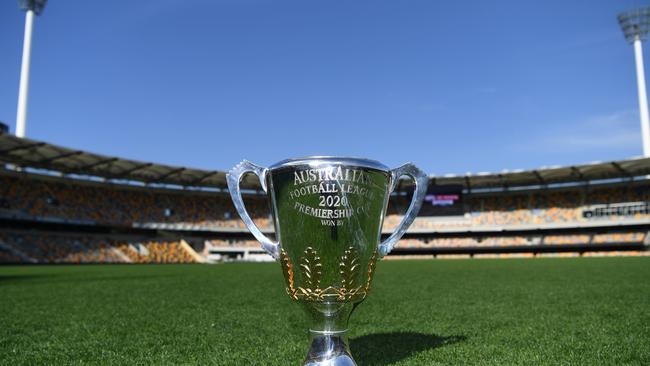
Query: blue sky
0,0,648,175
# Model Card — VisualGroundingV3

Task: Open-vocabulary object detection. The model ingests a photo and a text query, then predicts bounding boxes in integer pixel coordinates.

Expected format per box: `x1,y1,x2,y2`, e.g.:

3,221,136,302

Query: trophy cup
227,157,428,366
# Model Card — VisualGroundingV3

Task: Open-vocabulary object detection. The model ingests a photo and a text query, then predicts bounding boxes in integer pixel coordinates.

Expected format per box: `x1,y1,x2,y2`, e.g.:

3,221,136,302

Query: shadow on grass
350,331,465,365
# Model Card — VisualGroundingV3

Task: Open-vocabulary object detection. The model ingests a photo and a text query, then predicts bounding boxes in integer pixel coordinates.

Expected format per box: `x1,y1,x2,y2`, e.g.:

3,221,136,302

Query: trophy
227,157,428,365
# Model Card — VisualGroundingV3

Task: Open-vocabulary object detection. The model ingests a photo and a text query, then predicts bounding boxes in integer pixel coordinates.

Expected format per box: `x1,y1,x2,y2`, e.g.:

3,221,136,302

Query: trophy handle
227,160,280,260
378,163,429,257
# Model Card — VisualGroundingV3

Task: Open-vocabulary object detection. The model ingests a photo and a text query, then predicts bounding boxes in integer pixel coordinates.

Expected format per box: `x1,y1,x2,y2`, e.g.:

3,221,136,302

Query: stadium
1,131,649,264
2,1,650,365
1,130,649,365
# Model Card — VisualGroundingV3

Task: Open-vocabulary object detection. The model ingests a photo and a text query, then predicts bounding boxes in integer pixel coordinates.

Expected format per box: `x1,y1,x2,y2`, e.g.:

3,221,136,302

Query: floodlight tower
618,8,650,157
15,0,48,138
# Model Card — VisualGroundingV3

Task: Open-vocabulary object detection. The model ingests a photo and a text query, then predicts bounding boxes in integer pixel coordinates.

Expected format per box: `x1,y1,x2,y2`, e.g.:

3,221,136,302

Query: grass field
1,257,649,365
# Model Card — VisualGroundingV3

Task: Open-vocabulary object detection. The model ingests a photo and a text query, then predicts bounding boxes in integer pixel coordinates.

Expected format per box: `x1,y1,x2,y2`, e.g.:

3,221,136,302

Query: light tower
619,7,650,157
15,0,48,138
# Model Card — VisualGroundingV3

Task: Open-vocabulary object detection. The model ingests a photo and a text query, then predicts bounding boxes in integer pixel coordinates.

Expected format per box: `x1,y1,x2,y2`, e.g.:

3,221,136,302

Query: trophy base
303,330,357,366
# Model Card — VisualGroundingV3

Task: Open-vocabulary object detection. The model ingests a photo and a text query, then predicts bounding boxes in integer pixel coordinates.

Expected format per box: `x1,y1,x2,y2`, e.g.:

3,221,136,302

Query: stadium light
15,0,48,138
618,7,650,157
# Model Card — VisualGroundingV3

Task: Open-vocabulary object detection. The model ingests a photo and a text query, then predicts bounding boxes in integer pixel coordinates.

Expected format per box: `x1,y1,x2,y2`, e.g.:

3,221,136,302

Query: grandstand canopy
429,157,650,190
0,133,248,190
1,132,650,191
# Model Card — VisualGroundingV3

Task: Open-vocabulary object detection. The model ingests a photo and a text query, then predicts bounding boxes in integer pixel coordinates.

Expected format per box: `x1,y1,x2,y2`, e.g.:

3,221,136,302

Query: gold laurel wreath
280,246,378,302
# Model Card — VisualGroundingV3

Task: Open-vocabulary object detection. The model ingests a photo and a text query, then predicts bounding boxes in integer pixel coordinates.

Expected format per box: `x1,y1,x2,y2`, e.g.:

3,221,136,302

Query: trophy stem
303,329,357,366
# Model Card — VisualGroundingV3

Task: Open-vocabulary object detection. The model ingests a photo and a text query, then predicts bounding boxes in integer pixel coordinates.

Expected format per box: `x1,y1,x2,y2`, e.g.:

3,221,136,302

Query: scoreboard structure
420,184,464,217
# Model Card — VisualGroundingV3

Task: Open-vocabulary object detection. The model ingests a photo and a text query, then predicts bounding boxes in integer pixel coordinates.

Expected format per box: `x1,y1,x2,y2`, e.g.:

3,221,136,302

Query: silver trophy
227,157,427,366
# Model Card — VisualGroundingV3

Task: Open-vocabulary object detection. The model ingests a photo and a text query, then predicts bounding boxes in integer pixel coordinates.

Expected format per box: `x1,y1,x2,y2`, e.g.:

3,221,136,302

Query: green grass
1,257,649,365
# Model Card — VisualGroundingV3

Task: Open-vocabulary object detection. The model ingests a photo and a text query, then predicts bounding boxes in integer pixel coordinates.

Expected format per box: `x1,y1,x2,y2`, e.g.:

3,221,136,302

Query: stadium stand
2,172,648,231
0,231,200,264
0,132,648,262
0,173,271,229
0,246,24,263
0,231,119,263
115,240,197,264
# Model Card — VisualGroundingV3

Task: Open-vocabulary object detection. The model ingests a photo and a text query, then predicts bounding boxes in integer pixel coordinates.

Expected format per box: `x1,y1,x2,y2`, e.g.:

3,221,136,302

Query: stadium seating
0,231,197,264
116,241,196,264
207,239,261,248
397,184,650,230
0,232,123,263
202,233,646,251
0,175,271,229
0,246,23,263
0,173,648,261
2,174,649,230
393,232,646,249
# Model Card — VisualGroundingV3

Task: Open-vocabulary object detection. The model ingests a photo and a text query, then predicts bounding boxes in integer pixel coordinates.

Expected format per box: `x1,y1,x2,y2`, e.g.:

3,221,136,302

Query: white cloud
515,109,642,153
550,131,639,149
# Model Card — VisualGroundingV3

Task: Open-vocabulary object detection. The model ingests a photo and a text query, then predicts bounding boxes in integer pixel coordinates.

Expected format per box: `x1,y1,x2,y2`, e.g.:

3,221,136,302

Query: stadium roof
432,158,650,190
1,132,650,191
0,133,240,189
